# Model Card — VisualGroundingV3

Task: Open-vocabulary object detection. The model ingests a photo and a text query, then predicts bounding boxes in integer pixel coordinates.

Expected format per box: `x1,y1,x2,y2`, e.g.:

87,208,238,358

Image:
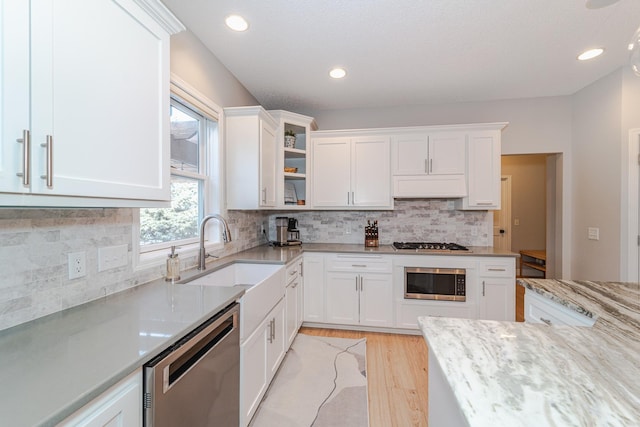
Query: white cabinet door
260,120,277,207
325,272,360,325
1,0,178,204
312,138,351,207
240,322,268,427
29,0,171,200
360,273,393,327
478,278,515,321
456,130,501,210
477,259,516,321
312,136,391,208
57,369,142,427
285,278,300,347
391,132,466,198
303,254,325,322
0,0,30,193
428,133,466,175
391,134,429,175
351,136,391,206
226,107,278,209
266,299,286,380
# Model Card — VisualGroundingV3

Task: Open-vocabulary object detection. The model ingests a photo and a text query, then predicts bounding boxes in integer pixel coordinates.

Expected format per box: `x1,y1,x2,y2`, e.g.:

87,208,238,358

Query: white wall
170,30,258,108
571,70,623,281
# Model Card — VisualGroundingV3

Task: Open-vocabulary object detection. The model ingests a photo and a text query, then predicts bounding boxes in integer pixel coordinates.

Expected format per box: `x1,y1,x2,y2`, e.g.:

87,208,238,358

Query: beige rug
249,334,369,427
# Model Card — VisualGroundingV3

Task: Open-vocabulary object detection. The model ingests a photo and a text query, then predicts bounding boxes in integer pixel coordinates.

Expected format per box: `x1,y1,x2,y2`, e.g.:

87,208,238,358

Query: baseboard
301,322,422,336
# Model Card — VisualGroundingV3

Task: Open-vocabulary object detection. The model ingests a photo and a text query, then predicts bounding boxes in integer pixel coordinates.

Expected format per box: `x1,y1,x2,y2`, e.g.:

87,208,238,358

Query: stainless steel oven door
404,267,466,301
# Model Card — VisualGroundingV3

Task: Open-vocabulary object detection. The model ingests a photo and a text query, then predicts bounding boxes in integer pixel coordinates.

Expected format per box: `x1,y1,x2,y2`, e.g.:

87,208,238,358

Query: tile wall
268,199,491,246
0,208,268,331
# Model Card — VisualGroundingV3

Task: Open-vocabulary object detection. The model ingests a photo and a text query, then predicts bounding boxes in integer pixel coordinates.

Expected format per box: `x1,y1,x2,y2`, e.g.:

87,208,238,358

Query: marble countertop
419,279,640,426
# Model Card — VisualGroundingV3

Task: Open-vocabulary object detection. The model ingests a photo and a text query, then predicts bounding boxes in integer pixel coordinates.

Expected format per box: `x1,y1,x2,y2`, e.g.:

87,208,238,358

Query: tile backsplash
0,208,268,331
0,199,490,331
268,199,491,246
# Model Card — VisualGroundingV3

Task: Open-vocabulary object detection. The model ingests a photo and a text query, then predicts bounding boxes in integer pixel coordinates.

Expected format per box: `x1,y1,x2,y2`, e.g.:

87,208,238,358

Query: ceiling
162,0,640,112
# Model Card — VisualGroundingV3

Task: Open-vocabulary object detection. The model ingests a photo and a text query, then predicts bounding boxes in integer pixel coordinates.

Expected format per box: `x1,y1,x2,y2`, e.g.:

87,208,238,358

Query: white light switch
588,227,600,241
514,218,520,226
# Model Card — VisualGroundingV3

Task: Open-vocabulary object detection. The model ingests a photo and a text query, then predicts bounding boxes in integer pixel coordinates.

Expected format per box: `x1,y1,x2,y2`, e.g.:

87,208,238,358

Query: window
136,78,223,262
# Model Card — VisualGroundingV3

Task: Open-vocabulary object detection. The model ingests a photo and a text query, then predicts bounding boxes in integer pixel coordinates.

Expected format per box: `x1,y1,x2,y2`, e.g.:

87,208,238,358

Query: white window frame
133,74,226,270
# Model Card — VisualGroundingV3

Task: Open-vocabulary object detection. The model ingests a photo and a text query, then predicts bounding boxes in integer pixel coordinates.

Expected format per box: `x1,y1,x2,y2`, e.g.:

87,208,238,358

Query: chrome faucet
198,214,232,270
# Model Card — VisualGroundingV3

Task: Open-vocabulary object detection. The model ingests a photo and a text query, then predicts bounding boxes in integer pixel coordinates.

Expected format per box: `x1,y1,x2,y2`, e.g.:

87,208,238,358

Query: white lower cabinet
525,290,596,327
285,258,303,347
57,369,142,427
241,298,286,427
478,259,516,321
303,254,325,323
324,255,393,327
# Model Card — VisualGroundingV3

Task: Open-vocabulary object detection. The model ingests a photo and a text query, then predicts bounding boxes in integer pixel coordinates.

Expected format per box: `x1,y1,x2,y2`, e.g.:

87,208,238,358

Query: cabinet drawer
286,262,299,284
326,255,392,273
524,291,595,327
479,259,515,277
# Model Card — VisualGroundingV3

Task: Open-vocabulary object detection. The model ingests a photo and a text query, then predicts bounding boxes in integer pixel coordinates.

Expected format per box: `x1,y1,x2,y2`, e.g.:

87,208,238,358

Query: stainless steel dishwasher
144,303,239,427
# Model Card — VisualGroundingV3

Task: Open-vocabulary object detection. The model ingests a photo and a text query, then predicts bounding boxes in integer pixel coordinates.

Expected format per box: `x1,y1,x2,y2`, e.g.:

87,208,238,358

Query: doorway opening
496,153,563,279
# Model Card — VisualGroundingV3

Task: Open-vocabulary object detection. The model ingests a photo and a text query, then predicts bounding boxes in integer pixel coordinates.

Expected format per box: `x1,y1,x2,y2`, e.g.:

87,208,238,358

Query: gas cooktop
392,242,470,251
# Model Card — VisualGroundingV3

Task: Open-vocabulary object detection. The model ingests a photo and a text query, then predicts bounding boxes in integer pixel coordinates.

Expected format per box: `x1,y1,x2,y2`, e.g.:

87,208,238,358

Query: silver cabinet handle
262,187,267,203
540,317,552,325
424,159,428,173
347,192,350,205
482,281,485,297
488,268,506,272
476,202,493,206
355,276,358,291
429,158,433,173
300,262,303,277
352,264,367,268
360,276,363,291
267,321,272,343
40,135,53,189
16,129,31,187
351,191,355,205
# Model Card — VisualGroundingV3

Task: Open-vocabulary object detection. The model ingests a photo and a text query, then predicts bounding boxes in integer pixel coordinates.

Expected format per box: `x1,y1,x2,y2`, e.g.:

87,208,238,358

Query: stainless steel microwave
404,267,466,302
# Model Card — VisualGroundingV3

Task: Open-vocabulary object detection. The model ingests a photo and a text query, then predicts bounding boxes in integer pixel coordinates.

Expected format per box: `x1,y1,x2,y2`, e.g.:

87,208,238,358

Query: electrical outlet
588,227,600,240
68,251,86,279
345,224,352,235
98,245,128,272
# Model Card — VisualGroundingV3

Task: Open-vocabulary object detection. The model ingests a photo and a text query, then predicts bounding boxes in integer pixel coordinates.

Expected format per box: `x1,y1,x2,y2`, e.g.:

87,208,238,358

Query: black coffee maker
287,218,301,245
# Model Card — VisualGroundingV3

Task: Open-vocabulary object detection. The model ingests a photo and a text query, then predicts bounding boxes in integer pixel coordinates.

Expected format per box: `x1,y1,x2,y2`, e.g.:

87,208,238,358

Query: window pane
170,103,199,173
140,175,203,246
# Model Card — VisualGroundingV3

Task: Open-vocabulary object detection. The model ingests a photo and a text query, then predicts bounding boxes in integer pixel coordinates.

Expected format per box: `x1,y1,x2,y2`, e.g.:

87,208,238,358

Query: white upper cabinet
391,132,467,198
226,106,278,209
392,133,465,176
312,133,392,209
0,0,184,206
455,129,503,210
268,110,316,209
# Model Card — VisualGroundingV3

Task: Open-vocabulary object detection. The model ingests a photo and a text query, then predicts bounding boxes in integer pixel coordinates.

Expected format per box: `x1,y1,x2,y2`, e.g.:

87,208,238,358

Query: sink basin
186,262,285,341
187,263,282,287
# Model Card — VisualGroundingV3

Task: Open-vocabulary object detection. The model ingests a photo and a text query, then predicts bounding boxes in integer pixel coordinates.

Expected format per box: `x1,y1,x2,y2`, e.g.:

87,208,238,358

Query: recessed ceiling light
329,68,347,79
577,48,604,61
225,15,249,32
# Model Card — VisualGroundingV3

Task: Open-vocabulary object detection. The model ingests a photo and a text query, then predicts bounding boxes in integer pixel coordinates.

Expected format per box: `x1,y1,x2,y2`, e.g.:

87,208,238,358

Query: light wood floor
299,327,429,427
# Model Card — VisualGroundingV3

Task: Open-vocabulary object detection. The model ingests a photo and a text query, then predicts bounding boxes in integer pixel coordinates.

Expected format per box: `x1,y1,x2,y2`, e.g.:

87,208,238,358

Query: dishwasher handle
155,304,239,393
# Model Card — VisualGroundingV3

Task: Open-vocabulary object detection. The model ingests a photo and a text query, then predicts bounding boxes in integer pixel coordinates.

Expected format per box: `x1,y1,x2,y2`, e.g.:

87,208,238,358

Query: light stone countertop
419,279,640,426
0,242,514,427
0,245,306,427
295,242,518,257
